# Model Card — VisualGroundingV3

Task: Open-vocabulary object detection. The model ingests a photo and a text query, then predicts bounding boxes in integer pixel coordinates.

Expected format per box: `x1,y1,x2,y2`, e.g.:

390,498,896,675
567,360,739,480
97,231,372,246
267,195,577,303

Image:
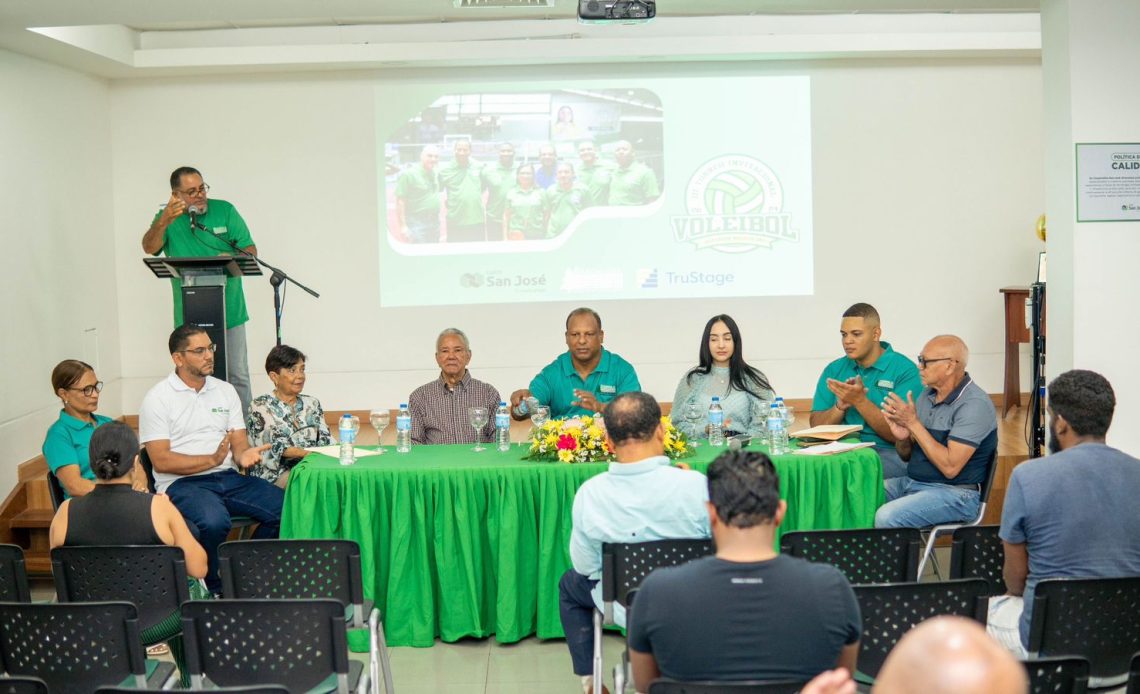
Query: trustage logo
663,270,735,288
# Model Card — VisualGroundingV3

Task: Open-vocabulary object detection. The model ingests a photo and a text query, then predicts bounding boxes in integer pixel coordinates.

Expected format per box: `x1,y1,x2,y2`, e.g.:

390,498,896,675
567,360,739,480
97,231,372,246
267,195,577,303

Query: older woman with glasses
42,359,146,498
245,345,331,488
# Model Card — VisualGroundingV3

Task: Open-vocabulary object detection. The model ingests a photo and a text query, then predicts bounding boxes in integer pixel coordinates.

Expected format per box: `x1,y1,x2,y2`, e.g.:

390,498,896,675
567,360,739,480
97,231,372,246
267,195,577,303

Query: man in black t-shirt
628,451,861,690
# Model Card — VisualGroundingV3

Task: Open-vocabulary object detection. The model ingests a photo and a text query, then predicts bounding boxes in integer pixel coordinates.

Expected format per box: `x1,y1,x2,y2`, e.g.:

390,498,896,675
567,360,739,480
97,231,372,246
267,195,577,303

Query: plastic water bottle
774,396,789,424
338,414,359,466
707,397,725,447
513,395,539,418
495,402,512,452
396,403,412,453
767,402,789,455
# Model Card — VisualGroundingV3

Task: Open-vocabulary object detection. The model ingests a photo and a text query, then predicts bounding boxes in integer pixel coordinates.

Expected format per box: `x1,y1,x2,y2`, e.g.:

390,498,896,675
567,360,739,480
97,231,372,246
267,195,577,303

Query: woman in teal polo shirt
42,359,115,498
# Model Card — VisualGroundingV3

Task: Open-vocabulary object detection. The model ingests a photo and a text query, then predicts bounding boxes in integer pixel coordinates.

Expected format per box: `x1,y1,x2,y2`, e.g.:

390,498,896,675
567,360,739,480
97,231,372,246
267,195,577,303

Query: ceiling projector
578,0,655,24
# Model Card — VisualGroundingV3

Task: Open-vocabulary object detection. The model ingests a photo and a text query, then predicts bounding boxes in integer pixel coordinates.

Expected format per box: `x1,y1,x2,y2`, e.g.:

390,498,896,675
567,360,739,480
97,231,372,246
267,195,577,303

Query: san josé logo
671,155,798,254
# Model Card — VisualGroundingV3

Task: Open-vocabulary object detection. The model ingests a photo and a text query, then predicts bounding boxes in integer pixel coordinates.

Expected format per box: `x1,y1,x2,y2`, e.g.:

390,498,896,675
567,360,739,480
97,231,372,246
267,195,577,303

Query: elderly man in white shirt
559,391,710,694
139,324,281,594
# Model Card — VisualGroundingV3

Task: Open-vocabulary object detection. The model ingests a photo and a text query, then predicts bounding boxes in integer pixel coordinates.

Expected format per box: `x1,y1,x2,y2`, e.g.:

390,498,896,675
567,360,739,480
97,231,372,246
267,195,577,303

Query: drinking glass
369,409,390,454
468,406,489,452
684,399,703,446
531,406,550,430
783,405,796,428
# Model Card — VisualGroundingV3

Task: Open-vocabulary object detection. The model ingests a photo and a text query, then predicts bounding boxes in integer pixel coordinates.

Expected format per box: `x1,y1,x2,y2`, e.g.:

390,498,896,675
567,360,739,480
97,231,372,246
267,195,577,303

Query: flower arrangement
524,415,694,463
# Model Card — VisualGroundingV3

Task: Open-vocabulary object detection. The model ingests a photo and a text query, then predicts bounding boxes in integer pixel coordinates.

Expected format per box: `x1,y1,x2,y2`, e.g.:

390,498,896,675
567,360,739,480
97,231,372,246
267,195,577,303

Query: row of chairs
594,529,1140,693
0,540,394,694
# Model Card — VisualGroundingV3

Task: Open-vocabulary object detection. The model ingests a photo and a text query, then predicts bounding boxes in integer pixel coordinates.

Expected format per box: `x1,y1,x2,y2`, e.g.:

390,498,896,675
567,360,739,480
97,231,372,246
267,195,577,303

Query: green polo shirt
529,349,641,418
577,162,613,207
545,184,587,237
482,163,517,220
42,411,114,497
439,159,485,226
395,165,440,221
811,342,923,447
151,198,253,330
506,188,547,239
607,162,660,206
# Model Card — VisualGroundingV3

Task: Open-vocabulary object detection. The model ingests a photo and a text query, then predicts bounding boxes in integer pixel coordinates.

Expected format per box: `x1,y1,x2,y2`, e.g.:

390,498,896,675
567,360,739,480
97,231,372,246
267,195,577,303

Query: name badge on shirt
877,379,895,389
599,384,616,394
213,226,228,236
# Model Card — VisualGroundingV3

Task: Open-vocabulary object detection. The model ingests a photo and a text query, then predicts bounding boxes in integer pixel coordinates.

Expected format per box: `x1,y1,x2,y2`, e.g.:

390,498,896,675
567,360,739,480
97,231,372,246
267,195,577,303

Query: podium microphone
188,205,206,231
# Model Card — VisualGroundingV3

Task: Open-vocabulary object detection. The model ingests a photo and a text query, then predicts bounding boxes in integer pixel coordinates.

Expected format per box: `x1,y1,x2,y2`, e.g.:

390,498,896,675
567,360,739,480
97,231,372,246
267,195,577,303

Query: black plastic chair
948,524,1007,596
1022,656,1090,694
0,677,48,694
1028,576,1140,684
218,539,392,692
139,446,258,538
1127,652,1140,694
181,598,366,693
597,539,715,694
47,473,65,511
779,528,921,584
0,601,175,694
853,578,989,682
0,545,31,602
916,447,999,578
649,680,808,693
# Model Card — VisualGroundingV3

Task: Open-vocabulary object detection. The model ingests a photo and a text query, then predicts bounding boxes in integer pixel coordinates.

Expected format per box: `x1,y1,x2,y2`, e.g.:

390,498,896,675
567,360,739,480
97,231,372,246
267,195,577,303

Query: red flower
557,434,578,451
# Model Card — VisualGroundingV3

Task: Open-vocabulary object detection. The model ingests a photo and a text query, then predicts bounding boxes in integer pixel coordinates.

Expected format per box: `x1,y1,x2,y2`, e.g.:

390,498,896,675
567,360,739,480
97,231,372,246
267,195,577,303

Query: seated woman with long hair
671,314,775,440
49,420,207,685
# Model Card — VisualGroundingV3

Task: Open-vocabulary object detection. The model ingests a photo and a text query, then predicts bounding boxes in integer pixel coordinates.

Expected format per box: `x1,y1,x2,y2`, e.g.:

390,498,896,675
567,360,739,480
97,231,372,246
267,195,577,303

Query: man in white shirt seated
558,391,710,694
139,324,282,594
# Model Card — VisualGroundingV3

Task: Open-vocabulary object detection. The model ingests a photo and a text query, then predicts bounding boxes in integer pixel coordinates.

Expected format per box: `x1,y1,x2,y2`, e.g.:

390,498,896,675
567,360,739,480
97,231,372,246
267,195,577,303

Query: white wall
1043,0,1140,454
108,59,1043,413
0,49,119,494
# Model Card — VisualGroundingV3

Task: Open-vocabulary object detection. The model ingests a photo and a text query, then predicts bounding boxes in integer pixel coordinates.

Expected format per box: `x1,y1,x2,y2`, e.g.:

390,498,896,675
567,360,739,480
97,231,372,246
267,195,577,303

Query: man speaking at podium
142,166,257,415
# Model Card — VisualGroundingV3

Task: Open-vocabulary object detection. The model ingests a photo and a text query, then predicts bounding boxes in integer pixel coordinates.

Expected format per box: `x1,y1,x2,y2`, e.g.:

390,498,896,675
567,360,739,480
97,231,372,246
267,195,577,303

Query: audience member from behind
559,392,710,694
874,335,997,528
50,421,207,577
51,421,209,686
810,303,921,478
670,314,774,440
511,307,640,419
874,617,1027,694
139,324,281,594
629,450,860,691
990,369,1140,669
43,359,144,498
246,344,332,488
409,328,502,444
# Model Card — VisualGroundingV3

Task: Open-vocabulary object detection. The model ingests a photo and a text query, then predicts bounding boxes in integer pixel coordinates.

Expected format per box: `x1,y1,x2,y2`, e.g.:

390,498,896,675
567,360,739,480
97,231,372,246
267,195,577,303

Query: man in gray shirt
989,369,1140,661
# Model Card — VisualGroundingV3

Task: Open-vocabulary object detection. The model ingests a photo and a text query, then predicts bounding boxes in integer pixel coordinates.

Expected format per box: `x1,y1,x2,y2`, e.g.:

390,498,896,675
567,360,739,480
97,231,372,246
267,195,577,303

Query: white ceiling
0,0,1042,78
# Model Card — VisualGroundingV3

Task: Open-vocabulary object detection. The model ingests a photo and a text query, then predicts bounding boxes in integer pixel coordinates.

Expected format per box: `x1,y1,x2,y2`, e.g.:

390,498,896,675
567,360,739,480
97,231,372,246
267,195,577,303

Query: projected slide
376,76,812,307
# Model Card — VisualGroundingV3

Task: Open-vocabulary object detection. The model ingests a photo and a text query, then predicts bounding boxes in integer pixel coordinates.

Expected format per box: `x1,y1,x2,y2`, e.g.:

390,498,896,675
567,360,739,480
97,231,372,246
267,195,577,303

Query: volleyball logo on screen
672,155,799,254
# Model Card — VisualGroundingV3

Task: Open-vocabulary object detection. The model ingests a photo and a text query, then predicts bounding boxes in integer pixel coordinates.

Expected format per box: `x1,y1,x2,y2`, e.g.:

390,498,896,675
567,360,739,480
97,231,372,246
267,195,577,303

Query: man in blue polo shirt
810,303,922,478
874,334,997,528
510,307,640,419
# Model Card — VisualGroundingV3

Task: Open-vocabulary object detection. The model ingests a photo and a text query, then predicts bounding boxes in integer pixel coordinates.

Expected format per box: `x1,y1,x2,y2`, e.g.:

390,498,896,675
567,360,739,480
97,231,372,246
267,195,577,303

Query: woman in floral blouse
245,345,331,487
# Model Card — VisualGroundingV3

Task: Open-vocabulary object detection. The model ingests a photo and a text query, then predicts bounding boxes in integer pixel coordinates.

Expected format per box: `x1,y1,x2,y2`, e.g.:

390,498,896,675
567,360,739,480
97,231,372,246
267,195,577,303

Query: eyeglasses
68,381,104,397
917,355,956,369
178,183,210,197
180,344,217,356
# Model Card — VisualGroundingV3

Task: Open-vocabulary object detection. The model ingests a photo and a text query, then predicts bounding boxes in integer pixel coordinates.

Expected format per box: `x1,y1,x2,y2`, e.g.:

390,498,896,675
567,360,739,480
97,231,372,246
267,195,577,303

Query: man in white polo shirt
140,324,283,593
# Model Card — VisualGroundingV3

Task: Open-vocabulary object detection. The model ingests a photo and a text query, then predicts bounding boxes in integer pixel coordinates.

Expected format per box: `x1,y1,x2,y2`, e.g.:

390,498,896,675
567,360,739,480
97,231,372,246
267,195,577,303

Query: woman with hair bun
49,421,208,685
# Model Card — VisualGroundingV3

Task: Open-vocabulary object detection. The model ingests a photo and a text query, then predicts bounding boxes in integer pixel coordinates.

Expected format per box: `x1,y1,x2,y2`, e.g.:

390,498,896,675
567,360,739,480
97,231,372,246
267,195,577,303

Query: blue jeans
874,477,980,528
559,570,599,676
166,469,284,592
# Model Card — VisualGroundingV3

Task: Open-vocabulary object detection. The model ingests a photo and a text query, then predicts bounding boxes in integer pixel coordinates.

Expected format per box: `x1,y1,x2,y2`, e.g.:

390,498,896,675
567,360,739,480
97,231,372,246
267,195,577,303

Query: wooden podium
1000,286,1045,417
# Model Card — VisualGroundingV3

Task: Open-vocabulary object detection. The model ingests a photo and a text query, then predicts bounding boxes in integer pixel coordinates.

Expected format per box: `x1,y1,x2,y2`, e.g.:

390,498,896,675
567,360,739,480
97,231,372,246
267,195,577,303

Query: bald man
875,617,1027,694
800,617,1027,694
874,335,998,528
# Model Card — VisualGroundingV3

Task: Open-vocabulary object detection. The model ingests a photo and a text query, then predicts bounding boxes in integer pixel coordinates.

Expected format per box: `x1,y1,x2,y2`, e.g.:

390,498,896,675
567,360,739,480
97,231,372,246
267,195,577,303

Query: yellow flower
558,449,575,463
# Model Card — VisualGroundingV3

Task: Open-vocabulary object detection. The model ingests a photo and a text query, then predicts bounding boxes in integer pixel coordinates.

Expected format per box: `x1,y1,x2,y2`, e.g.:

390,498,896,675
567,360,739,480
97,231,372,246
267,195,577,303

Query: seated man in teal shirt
810,303,922,478
510,307,640,419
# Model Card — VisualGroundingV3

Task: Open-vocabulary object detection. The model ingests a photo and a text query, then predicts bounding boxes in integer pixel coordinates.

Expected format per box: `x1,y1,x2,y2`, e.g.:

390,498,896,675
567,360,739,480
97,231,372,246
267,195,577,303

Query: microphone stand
189,218,319,346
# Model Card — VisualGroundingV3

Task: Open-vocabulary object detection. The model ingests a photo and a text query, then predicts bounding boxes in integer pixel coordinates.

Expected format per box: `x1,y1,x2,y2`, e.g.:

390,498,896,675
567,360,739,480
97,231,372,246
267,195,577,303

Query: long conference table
280,441,885,648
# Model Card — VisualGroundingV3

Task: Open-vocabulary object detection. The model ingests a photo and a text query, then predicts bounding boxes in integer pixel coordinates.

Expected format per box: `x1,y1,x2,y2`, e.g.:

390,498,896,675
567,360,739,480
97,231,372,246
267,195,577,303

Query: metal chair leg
592,610,604,693
370,608,395,693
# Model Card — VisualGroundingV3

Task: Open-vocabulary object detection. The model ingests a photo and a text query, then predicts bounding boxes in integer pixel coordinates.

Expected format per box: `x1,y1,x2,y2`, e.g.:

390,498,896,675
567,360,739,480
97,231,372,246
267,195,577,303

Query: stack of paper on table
794,440,877,456
306,445,383,458
790,424,863,441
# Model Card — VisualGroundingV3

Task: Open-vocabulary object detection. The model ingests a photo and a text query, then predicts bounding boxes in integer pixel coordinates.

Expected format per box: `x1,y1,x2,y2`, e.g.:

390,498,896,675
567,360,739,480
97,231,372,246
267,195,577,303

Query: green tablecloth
280,443,885,647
